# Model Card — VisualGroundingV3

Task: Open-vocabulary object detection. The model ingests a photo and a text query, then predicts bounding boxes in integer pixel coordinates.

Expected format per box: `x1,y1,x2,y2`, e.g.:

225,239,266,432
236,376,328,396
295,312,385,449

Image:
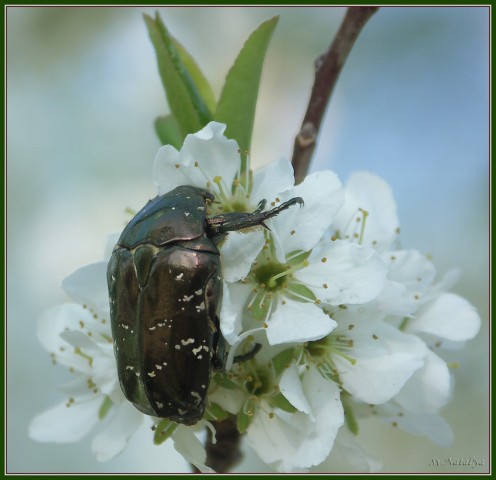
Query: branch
192,416,242,473
291,6,379,184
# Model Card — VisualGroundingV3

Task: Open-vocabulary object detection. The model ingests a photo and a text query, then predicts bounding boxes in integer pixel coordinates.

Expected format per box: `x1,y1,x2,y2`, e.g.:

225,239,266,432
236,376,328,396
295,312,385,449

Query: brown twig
194,8,379,473
291,7,379,184
192,415,242,473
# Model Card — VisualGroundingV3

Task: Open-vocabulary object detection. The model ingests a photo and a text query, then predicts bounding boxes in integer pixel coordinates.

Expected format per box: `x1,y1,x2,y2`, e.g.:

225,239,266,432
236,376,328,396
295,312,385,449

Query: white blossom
30,126,481,474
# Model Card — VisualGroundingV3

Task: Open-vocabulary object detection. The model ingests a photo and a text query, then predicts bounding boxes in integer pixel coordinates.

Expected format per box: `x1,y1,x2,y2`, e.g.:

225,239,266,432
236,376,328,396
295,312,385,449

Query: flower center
305,333,357,383
244,366,273,397
253,262,289,291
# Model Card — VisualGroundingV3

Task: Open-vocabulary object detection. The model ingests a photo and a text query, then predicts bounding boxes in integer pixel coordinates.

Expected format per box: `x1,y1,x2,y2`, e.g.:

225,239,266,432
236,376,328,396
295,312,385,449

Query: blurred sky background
6,6,489,474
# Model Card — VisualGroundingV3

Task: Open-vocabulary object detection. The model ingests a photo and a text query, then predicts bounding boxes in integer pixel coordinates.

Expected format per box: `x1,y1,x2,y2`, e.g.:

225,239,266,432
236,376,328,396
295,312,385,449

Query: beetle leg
206,197,304,237
233,343,262,364
254,199,267,214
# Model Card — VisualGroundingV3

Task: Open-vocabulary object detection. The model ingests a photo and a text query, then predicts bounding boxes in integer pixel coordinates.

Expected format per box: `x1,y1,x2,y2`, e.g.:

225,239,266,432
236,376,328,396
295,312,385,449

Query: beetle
107,185,303,425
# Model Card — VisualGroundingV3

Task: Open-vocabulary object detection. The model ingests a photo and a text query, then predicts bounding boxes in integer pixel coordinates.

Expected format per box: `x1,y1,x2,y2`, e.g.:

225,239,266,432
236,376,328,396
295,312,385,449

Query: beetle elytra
108,185,302,425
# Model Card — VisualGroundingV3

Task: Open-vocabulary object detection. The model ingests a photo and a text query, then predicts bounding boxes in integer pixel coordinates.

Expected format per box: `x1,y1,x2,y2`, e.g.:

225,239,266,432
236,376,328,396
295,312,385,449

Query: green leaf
172,38,216,116
155,115,183,148
215,16,279,172
144,13,205,140
153,419,177,445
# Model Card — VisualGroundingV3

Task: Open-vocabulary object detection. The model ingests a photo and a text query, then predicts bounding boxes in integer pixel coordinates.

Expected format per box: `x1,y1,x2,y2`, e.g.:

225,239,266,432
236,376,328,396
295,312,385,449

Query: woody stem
291,6,379,184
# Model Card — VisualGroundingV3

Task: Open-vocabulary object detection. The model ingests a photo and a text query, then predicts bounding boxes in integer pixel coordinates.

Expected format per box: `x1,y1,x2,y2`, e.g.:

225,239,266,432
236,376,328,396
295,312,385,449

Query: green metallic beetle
107,185,302,425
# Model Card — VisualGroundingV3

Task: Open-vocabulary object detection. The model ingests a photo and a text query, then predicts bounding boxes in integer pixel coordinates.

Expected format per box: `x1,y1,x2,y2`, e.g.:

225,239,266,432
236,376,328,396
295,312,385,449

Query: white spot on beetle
192,346,202,356
148,371,156,378
191,391,201,402
156,402,164,409
197,206,205,211
175,345,181,350
201,384,206,389
198,355,203,359
149,326,156,331
195,289,203,296
125,365,134,370
196,302,205,312
181,338,195,346
156,364,162,370
176,273,184,280
184,212,191,217
135,372,141,377
183,294,194,302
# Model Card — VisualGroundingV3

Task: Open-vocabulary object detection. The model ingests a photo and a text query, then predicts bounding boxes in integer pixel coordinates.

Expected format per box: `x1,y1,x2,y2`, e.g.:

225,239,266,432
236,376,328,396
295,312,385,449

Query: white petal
220,230,265,282
266,298,337,345
251,157,295,204
180,122,240,196
62,262,110,314
376,404,454,447
208,388,245,415
268,170,344,261
335,323,426,404
394,350,451,413
333,171,399,251
91,401,144,462
153,144,189,195
333,429,382,472
296,240,387,305
370,280,416,317
29,397,102,443
385,249,437,301
173,426,214,473
153,122,240,197
37,304,98,372
280,364,311,415
219,282,252,345
409,293,481,341
247,367,343,471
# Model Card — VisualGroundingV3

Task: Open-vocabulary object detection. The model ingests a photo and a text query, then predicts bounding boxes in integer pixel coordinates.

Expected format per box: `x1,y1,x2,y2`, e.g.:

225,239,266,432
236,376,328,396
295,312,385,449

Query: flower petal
247,366,343,471
394,350,451,413
91,401,144,462
375,403,454,447
251,157,295,204
154,122,240,197
173,426,214,473
220,230,265,282
219,282,252,345
333,171,399,251
266,298,337,345
153,144,189,195
279,364,311,415
333,429,382,472
29,397,102,443
62,262,110,315
334,323,427,404
296,240,387,305
268,170,344,261
385,249,436,300
408,293,481,342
